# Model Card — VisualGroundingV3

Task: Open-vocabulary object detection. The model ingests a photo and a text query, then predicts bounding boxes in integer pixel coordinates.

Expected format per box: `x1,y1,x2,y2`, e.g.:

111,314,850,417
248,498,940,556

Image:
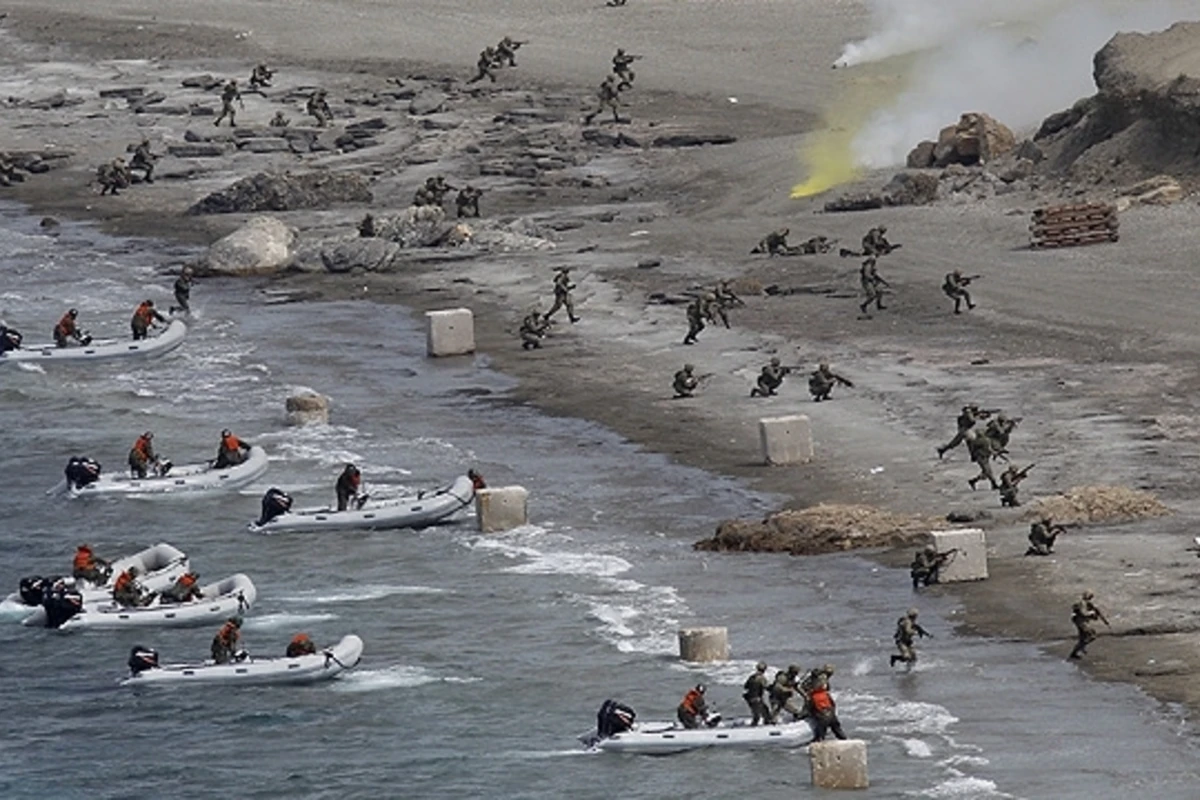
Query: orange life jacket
133,302,154,325
290,633,311,647
218,622,239,645
55,314,77,338
178,573,197,588
221,434,242,452
113,571,133,593
809,687,834,715
73,548,93,571
470,473,487,490
132,435,153,460
681,689,704,714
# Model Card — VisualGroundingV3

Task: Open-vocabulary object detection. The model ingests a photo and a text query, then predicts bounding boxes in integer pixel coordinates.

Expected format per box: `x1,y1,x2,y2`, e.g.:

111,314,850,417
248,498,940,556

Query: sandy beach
6,0,1200,714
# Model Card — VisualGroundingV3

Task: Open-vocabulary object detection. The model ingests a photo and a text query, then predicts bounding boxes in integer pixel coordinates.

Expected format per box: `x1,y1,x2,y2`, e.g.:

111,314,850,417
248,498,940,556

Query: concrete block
425,308,476,357
758,415,813,465
677,627,729,662
476,486,528,533
810,739,869,790
930,528,988,582
285,391,330,426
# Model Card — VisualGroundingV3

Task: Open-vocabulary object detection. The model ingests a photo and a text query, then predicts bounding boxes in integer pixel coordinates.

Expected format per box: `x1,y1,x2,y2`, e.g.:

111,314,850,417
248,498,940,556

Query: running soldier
495,36,525,67
890,607,930,668
965,430,1000,491
1068,591,1109,660
468,47,500,84
942,270,978,314
543,267,580,324
937,404,995,459
612,48,642,89
682,293,716,345
213,79,244,127
808,363,853,402
859,256,890,315
583,76,623,125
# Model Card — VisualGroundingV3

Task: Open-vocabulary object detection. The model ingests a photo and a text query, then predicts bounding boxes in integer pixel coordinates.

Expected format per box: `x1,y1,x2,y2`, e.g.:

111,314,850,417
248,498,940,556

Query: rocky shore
7,3,1200,713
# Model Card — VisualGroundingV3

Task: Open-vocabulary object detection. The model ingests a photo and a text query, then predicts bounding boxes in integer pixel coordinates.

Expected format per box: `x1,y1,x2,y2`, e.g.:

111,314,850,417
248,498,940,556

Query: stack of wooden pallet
1029,203,1119,249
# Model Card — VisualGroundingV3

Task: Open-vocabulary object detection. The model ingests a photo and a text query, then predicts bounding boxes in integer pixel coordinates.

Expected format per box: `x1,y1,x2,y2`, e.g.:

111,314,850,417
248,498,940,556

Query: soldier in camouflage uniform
269,110,290,128
742,661,771,726
97,157,131,196
249,63,274,90
769,664,803,723
583,76,623,125
495,36,524,67
751,227,798,256
910,544,956,589
808,362,853,402
543,267,580,324
859,256,890,315
307,89,333,127
998,463,1033,507
682,293,715,345
937,404,989,459
213,79,244,127
456,186,483,218
983,414,1019,456
750,357,791,398
943,269,977,314
890,607,930,667
861,225,895,256
1026,517,1067,556
673,364,699,398
965,429,1000,490
711,280,742,328
468,47,500,84
612,48,642,90
1068,590,1108,660
519,307,549,350
129,139,158,183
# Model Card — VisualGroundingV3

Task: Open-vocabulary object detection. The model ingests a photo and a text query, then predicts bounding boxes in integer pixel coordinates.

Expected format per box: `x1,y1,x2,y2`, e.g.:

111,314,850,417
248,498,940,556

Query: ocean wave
917,776,1013,799
841,692,958,736
332,665,481,693
276,584,448,604
503,551,633,578
242,611,338,631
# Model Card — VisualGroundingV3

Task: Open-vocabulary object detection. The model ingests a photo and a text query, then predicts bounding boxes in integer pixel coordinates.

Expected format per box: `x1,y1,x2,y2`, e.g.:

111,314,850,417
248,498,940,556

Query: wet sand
5,0,1200,712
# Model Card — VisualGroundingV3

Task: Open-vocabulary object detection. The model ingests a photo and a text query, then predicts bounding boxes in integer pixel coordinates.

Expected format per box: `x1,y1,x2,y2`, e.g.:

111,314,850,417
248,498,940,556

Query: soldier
890,607,931,668
859,256,890,315
160,571,204,603
112,566,148,608
607,0,628,5
937,404,994,459
742,661,771,726
519,307,549,350
910,543,957,589
1026,516,1067,556
456,185,483,218
468,46,500,84
129,139,158,184
307,89,333,127
750,357,791,398
942,269,978,314
751,227,798,256
612,48,642,90
861,225,897,256
211,616,242,664
358,214,378,238
268,110,290,128
543,267,580,324
797,234,835,255
808,679,847,742
965,430,1000,491
984,414,1019,457
131,299,166,341
97,157,130,196
999,463,1034,507
495,36,525,67
808,362,853,402
583,75,623,125
712,280,742,328
213,79,244,127
170,266,195,315
769,664,804,723
798,663,834,698
1068,590,1109,660
682,293,715,345
248,63,274,90
673,363,699,398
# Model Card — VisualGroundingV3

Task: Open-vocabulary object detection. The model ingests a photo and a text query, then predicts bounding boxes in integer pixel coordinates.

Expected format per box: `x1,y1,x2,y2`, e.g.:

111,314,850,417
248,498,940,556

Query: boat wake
277,584,448,604
331,665,481,693
242,611,338,631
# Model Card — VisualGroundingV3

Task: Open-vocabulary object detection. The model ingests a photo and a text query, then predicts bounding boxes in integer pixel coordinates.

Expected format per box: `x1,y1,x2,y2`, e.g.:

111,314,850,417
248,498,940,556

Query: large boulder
882,171,939,206
285,390,330,426
318,237,403,273
371,205,453,248
202,216,297,276
906,140,937,168
188,170,373,214
932,113,1016,167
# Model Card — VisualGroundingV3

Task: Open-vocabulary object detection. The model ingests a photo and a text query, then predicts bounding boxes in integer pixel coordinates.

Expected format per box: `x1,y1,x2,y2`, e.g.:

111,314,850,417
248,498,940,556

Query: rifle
1095,606,1110,627
1011,463,1035,481
834,374,855,388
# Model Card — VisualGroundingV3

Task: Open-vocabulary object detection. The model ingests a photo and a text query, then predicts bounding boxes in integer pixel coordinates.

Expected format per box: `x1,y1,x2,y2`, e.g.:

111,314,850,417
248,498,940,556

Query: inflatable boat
48,446,269,497
0,319,187,365
581,719,815,755
249,474,475,534
120,635,364,686
27,573,257,630
1,543,189,619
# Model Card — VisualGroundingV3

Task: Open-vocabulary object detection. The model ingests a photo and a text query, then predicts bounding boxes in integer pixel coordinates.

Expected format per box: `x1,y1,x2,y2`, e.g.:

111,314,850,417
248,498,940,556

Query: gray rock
25,91,83,110
181,74,221,90
240,138,294,154
999,158,1035,184
420,115,462,130
167,143,232,158
320,238,402,273
202,216,297,276
651,133,736,148
189,105,216,116
823,193,884,213
345,117,388,132
129,91,167,111
582,129,642,148
637,258,662,269
1014,139,1045,164
882,171,939,206
99,87,145,99
906,140,937,169
189,170,373,214
409,91,447,116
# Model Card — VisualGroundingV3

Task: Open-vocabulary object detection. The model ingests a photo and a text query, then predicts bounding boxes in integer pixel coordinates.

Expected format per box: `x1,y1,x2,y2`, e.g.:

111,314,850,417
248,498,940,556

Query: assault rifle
1008,463,1035,482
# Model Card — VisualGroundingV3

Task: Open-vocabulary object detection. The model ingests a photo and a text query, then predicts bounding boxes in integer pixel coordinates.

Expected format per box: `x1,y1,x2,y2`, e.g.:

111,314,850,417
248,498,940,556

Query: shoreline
6,5,1200,719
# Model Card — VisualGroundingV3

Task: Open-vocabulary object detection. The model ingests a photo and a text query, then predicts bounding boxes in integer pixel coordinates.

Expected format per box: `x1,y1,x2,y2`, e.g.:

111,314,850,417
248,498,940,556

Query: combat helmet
907,607,919,619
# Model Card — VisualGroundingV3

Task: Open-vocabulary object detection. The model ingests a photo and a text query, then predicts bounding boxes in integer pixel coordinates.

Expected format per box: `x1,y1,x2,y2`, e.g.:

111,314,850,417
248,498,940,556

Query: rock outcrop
202,216,296,276
188,170,373,214
908,112,1016,168
694,504,939,557
285,391,330,426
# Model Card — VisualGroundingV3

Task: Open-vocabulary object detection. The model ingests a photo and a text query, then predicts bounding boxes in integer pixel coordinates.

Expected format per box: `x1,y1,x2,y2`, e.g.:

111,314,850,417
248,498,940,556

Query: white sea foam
242,611,338,631
277,584,447,604
902,738,935,758
332,664,481,693
918,776,1013,798
504,552,633,578
841,692,958,736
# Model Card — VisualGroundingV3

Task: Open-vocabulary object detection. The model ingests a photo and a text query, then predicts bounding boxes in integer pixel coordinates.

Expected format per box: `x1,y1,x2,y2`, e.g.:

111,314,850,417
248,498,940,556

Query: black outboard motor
0,325,21,353
18,575,52,607
257,487,293,526
596,699,637,738
64,456,102,490
42,582,83,629
128,645,160,675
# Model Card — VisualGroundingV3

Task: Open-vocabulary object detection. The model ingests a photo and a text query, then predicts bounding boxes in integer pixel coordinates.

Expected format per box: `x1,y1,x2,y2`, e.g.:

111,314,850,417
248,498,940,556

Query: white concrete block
930,528,989,582
810,739,869,790
758,415,813,465
425,307,476,357
285,391,330,426
677,627,729,662
475,486,528,533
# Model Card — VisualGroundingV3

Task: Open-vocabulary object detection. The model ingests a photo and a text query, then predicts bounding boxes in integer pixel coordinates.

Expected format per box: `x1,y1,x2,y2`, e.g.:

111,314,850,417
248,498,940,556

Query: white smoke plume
841,0,1200,168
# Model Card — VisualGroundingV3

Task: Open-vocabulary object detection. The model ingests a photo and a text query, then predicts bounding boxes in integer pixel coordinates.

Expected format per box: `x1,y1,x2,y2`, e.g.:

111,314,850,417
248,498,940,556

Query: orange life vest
470,473,487,491
133,302,155,325
681,689,704,714
809,687,834,715
222,434,242,452
291,633,311,647
178,573,197,588
218,621,239,645
73,548,93,571
113,571,133,593
55,314,77,338
132,435,153,460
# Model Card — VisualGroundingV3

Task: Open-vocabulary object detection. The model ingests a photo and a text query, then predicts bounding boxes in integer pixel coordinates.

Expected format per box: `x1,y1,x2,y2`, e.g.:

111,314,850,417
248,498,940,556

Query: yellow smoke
791,72,904,199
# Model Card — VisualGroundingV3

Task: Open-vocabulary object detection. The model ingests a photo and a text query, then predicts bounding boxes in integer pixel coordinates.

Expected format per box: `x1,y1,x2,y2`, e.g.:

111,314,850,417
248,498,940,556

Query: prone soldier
750,227,799,256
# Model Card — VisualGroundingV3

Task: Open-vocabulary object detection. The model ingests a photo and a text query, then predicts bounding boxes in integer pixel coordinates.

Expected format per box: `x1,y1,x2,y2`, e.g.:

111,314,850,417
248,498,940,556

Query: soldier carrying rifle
998,463,1034,507
1026,516,1075,556
910,544,958,589
943,269,980,314
612,48,642,89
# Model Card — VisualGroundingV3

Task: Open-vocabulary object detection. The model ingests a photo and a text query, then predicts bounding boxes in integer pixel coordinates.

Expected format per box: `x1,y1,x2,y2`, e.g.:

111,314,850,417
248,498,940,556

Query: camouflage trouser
744,695,770,726
683,316,704,344
969,457,997,490
812,712,847,741
944,286,973,312
544,292,576,322
1069,622,1096,658
939,426,972,455
131,157,154,182
520,329,542,350
769,693,802,723
752,376,781,397
584,97,621,124
810,378,833,401
894,640,916,664
861,284,885,312
1000,485,1019,506
468,65,496,84
214,100,236,126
